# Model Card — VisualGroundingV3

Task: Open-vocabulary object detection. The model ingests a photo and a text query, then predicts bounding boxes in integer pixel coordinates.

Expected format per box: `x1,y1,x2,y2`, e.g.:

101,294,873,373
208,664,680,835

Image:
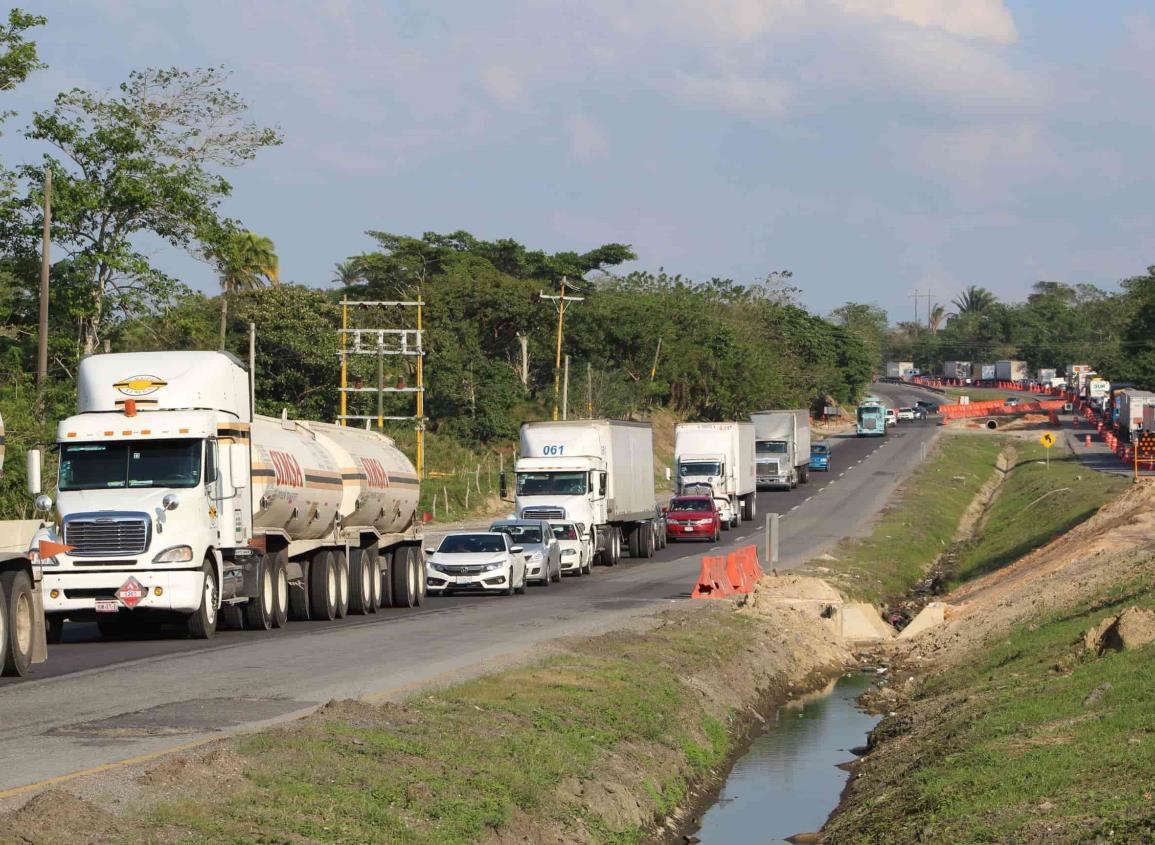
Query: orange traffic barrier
691,555,731,599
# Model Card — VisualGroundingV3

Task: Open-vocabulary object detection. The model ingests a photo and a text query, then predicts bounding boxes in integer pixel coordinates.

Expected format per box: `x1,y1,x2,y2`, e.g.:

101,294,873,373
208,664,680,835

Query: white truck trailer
995,360,1029,382
942,361,970,381
1119,390,1155,437
40,351,423,641
506,420,660,566
673,422,756,528
0,414,50,676
885,361,914,379
751,410,811,489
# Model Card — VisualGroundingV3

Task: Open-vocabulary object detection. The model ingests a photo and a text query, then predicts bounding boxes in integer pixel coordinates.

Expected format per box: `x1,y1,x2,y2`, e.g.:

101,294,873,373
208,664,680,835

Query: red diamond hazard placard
116,576,146,608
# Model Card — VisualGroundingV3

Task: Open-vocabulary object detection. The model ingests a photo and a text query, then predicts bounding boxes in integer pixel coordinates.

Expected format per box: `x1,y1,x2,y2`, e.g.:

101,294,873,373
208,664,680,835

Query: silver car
550,521,593,576
490,519,562,585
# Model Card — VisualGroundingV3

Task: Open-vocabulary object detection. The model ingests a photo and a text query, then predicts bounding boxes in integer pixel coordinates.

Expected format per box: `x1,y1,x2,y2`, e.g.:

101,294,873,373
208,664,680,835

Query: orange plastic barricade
691,555,731,599
724,545,764,595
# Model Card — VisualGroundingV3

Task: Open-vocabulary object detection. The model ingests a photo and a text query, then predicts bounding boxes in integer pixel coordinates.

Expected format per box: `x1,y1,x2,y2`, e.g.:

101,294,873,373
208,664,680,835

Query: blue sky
5,0,1155,324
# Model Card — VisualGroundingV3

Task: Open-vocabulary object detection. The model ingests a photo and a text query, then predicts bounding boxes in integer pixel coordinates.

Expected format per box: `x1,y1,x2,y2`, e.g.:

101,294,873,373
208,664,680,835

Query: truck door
211,437,253,549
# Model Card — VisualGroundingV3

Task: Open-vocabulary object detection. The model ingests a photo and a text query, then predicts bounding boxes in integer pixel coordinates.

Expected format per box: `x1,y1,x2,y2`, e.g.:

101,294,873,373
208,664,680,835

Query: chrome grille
522,506,565,520
65,517,150,557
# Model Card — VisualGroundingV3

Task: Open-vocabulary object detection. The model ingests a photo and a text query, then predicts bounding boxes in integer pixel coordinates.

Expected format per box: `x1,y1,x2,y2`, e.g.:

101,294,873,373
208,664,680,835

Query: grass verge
826,576,1155,844
797,433,1006,603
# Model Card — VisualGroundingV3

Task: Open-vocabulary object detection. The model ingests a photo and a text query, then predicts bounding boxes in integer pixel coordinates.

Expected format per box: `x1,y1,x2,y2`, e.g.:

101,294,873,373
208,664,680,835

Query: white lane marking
790,505,800,512
805,496,813,502
839,472,846,477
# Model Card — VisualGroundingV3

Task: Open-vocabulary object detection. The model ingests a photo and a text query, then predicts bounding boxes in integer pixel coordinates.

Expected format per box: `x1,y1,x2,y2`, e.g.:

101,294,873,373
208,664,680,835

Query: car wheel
551,559,562,582
505,566,516,596
582,554,593,575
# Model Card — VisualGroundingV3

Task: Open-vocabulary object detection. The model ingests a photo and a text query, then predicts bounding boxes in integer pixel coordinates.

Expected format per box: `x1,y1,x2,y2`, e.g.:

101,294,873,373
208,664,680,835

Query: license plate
684,526,694,533
94,600,118,613
457,576,475,584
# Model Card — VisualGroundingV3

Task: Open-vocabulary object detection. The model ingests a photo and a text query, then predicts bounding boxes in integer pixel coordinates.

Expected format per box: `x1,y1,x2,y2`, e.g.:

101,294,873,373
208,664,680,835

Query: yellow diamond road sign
1040,432,1056,448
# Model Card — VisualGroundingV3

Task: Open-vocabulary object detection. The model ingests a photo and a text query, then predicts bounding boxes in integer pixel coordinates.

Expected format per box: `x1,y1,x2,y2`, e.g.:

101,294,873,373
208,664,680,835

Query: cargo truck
39,351,424,641
972,363,996,382
0,413,50,676
1087,378,1110,410
505,420,660,565
995,360,1028,382
751,411,811,489
1037,368,1057,383
1067,364,1092,392
673,422,756,528
885,361,914,379
942,361,970,381
1119,390,1155,438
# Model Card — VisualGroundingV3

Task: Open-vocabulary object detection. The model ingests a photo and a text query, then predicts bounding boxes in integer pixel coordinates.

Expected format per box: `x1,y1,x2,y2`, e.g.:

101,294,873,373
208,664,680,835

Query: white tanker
40,351,423,640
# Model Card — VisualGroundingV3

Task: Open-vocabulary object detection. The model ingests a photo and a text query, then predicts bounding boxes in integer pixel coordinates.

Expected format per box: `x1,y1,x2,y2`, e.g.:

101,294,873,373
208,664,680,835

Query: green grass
134,610,754,844
797,434,1007,603
828,577,1155,844
950,443,1127,586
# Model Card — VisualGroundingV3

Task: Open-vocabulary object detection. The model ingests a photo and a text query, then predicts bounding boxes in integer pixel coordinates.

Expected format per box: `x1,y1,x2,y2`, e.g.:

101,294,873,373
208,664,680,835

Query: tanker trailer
41,350,423,641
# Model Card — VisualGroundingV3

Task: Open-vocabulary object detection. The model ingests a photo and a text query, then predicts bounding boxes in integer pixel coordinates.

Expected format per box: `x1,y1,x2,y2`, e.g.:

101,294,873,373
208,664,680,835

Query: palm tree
217,231,280,349
952,286,996,315
331,259,363,288
928,303,951,332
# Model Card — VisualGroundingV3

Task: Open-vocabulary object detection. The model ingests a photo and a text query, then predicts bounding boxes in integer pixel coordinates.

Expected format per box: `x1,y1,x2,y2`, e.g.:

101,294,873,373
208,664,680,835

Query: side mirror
499,472,509,501
229,443,251,489
26,449,42,496
510,545,524,554
423,547,434,555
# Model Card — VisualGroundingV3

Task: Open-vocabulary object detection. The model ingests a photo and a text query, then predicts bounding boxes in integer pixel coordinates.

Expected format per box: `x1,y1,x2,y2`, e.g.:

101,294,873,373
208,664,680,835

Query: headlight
483,561,505,572
528,552,544,563
694,518,714,526
561,549,577,556
153,545,193,563
428,562,447,573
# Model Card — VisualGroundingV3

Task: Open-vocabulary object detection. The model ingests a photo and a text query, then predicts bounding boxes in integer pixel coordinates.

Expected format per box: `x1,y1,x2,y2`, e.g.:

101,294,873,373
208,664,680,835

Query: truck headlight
153,545,194,563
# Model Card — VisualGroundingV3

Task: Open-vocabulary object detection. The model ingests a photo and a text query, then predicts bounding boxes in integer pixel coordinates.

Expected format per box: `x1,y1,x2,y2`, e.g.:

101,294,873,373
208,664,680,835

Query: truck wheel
270,551,290,628
309,550,338,621
731,507,741,529
219,605,245,631
378,551,393,609
414,549,427,605
1,570,36,677
801,467,810,484
288,558,311,621
348,546,375,615
612,527,623,565
742,496,755,522
627,525,641,558
333,551,350,619
46,615,65,645
186,560,219,640
243,554,276,631
366,552,380,613
391,546,418,608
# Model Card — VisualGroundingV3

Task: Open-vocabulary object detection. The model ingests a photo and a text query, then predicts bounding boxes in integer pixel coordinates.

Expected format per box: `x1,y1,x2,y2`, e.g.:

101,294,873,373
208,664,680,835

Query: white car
896,407,915,422
885,408,897,427
425,532,527,596
713,496,736,529
551,521,593,576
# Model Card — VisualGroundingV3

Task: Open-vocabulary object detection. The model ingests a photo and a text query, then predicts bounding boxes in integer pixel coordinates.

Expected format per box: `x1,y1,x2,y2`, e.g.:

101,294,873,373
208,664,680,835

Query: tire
270,551,290,629
333,551,350,619
582,552,593,575
551,556,562,582
46,615,64,645
391,546,418,608
348,546,375,615
627,525,641,558
243,554,276,631
218,605,245,631
1,570,36,677
413,550,426,606
366,553,380,613
714,526,721,543
505,566,516,596
186,559,219,640
378,551,392,609
308,550,338,621
288,558,311,621
641,524,654,558
605,527,619,567
801,467,810,484
742,495,755,522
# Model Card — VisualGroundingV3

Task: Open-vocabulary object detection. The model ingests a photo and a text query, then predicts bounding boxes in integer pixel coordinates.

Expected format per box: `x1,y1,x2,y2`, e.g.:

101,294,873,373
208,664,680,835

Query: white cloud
564,113,610,162
480,65,525,105
674,73,792,116
839,0,1017,43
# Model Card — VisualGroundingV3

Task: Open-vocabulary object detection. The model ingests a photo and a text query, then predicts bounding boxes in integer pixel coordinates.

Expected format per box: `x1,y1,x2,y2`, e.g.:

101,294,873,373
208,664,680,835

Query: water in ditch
691,672,880,844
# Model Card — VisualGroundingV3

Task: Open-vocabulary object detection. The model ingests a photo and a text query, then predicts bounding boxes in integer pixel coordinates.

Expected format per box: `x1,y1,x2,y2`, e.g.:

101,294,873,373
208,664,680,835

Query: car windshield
812,445,829,454
679,460,721,476
438,534,507,554
490,524,543,544
551,524,579,540
669,498,711,512
59,439,203,491
756,441,786,454
515,471,587,496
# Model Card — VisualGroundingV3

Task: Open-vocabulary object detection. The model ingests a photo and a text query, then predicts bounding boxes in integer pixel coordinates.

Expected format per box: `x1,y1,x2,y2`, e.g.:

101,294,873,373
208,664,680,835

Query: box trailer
943,361,970,381
885,361,914,379
674,422,756,527
995,360,1029,382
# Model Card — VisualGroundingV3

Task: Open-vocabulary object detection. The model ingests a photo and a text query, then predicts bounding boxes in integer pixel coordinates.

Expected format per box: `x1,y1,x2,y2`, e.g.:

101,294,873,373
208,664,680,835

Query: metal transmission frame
337,298,426,477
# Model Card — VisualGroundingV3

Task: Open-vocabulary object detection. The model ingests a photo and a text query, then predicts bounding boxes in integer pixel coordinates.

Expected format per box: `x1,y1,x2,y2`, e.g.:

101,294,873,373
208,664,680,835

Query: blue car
809,443,831,471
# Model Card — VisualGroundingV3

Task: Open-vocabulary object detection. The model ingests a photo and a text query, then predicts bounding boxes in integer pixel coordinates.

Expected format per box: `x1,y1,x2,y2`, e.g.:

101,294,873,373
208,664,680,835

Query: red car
664,495,722,543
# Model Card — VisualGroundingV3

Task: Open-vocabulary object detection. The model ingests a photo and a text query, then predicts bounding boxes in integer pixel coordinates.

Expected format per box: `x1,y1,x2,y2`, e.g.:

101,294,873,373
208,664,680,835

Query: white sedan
424,532,527,596
896,407,915,421
550,521,593,576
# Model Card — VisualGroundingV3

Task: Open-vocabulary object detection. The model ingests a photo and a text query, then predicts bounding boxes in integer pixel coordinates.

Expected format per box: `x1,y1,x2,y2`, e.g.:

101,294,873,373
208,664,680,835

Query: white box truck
751,410,811,489
39,351,424,641
995,360,1028,382
507,420,660,565
885,361,914,379
943,361,970,381
1119,390,1155,437
0,413,50,677
673,422,756,528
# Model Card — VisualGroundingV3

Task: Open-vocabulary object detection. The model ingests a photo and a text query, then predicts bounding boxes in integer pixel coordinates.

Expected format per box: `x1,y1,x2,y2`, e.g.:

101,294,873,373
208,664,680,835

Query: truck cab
512,457,605,540
675,454,726,498
755,439,792,488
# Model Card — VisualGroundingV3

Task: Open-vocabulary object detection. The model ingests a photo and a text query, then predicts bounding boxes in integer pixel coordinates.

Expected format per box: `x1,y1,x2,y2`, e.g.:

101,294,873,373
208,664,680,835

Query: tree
19,66,281,354
830,302,889,368
214,230,279,348
0,8,45,109
331,259,363,288
953,286,996,315
928,303,950,332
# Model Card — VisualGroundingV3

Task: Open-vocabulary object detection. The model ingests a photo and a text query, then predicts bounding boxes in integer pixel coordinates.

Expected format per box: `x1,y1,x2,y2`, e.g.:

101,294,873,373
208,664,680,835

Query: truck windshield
756,442,787,454
59,439,203,491
679,460,721,476
857,407,881,423
516,471,588,496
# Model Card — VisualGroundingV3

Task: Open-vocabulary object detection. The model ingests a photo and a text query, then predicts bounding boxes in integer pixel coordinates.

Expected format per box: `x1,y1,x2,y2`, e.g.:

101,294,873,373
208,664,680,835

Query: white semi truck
751,410,811,489
0,413,50,676
673,422,756,528
40,351,423,641
505,420,661,566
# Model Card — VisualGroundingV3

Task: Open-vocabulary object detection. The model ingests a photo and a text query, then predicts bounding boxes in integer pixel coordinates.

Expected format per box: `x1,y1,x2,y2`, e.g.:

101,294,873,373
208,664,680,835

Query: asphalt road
0,383,941,794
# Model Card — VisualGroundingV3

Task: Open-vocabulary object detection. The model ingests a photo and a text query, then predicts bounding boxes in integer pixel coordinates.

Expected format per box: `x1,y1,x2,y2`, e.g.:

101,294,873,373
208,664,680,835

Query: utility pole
650,336,662,381
539,276,584,420
562,355,570,421
587,362,593,418
35,167,51,416
517,333,528,388
909,289,933,327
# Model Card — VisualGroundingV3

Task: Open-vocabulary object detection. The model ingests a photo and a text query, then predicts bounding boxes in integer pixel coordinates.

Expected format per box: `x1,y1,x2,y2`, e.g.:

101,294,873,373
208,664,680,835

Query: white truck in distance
673,422,756,528
506,420,661,565
751,411,811,489
0,413,49,676
41,351,424,641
